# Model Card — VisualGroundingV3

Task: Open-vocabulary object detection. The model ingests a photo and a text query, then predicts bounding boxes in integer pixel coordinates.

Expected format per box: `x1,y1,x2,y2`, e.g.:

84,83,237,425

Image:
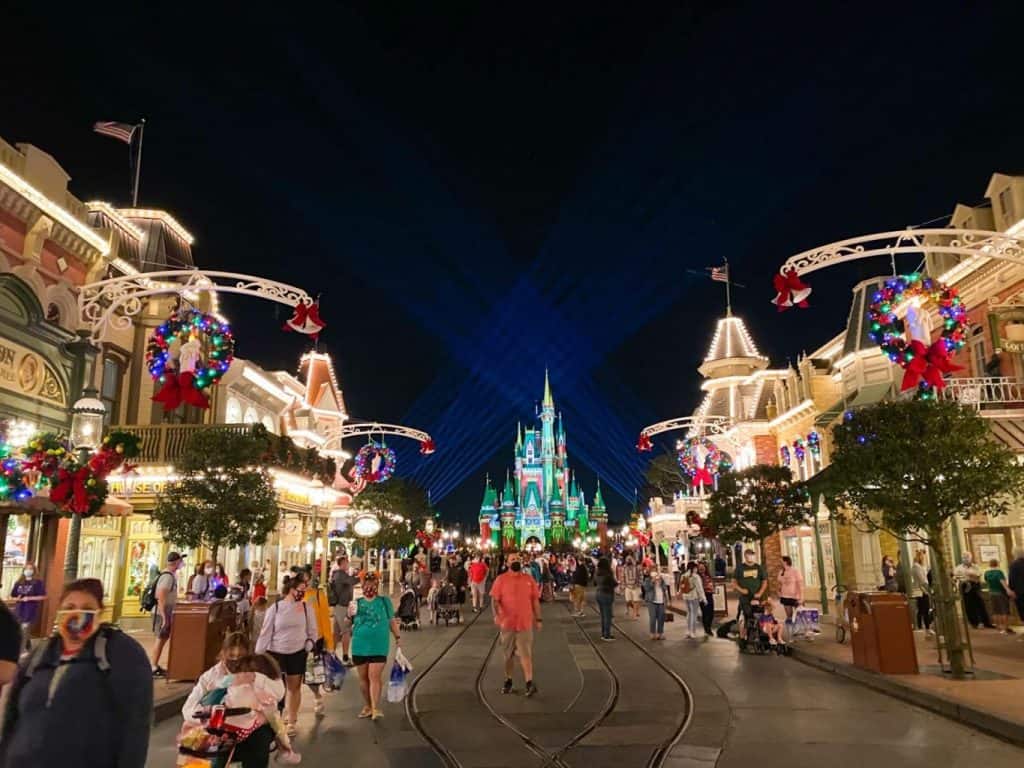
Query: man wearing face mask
0,578,153,768
489,552,542,697
732,549,767,638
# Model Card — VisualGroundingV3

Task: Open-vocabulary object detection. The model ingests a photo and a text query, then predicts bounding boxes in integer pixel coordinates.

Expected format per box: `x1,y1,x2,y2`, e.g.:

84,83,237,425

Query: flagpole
724,257,732,316
131,119,146,206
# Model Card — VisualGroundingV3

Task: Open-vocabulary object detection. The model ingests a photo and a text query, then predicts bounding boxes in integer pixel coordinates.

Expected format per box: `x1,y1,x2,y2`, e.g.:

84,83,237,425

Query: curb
153,689,190,725
788,646,1024,747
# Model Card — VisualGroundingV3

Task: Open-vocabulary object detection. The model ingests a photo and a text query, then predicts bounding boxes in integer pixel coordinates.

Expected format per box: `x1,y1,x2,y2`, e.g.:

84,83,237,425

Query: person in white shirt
680,562,707,640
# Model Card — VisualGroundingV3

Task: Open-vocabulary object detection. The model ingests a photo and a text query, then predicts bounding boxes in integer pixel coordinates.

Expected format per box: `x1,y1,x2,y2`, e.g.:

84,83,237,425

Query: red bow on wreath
282,300,327,339
49,466,91,515
151,371,210,412
900,339,963,392
691,466,715,489
636,433,653,452
771,268,812,312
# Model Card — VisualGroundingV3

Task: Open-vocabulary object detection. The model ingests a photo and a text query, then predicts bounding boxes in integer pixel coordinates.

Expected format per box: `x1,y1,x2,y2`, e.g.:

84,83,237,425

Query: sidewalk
121,628,193,725
785,610,1024,746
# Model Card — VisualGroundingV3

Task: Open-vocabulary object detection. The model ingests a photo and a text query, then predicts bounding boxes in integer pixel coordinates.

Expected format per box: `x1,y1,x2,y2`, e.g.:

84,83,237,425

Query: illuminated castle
478,373,607,551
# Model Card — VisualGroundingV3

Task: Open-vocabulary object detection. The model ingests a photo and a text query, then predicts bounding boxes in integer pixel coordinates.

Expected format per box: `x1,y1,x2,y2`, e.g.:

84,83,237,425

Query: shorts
624,586,641,603
155,611,172,640
352,654,387,666
780,597,799,608
332,604,351,633
471,581,487,598
270,649,309,677
571,585,585,602
499,628,534,661
990,592,1010,615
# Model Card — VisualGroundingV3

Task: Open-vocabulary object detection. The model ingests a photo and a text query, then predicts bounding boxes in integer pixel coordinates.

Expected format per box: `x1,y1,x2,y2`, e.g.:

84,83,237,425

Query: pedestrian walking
255,575,317,736
681,563,706,639
490,552,541,696
642,567,671,640
9,562,45,654
303,569,335,717
329,556,358,664
0,578,152,768
151,551,185,677
449,555,469,607
595,557,618,641
983,558,1013,634
347,572,399,719
469,555,489,612
777,556,804,622
696,561,715,637
911,550,933,635
571,559,589,616
621,555,641,620
955,553,994,629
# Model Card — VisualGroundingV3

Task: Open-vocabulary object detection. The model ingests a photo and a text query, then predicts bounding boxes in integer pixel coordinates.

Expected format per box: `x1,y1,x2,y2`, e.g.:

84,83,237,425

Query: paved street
146,596,1023,767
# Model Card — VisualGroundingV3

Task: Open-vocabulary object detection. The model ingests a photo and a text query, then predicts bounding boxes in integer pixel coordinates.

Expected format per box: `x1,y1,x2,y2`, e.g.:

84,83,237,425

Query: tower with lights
478,372,602,551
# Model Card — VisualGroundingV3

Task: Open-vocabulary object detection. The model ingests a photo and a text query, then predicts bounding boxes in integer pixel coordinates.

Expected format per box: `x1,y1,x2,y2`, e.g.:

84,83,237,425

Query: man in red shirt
489,552,542,697
468,555,489,613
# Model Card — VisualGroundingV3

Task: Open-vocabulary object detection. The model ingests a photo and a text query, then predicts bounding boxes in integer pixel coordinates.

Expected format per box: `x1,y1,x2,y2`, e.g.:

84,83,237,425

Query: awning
0,493,132,516
97,495,134,517
987,418,1024,454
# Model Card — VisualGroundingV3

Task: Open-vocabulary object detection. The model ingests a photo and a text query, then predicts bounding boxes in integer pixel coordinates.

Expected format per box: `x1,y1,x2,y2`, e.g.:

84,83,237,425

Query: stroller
737,603,790,656
434,582,461,626
397,585,421,631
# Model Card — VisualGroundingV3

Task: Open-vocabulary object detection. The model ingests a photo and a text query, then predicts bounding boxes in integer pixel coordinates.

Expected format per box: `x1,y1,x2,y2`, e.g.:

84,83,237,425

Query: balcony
939,377,1024,414
110,423,254,465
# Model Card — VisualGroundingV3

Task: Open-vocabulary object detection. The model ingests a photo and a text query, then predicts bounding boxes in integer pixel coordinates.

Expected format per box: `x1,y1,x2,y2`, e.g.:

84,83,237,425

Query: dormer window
1000,187,1016,227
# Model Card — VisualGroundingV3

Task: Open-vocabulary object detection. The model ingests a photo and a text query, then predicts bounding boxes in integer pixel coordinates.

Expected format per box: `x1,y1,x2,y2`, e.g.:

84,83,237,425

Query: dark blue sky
7,4,1024,524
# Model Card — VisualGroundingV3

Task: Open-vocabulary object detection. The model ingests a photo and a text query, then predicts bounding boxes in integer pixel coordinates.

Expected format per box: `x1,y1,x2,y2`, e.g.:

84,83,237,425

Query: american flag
93,121,137,144
709,264,729,283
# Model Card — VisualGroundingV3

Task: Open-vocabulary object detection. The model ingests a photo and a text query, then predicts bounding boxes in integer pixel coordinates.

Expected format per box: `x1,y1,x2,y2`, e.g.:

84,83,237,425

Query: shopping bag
323,651,346,690
386,661,407,703
304,651,326,686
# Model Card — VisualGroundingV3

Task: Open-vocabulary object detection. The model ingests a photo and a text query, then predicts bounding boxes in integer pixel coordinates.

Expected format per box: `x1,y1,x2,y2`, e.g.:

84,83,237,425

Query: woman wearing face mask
191,560,216,600
255,576,316,736
0,578,153,768
347,573,399,720
10,562,45,653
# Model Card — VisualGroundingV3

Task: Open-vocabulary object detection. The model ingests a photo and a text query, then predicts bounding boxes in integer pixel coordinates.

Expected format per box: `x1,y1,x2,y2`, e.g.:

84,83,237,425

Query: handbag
304,650,327,685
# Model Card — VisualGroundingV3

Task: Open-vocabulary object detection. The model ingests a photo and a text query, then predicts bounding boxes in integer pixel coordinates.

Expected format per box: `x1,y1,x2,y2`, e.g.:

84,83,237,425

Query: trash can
167,599,238,681
845,591,918,674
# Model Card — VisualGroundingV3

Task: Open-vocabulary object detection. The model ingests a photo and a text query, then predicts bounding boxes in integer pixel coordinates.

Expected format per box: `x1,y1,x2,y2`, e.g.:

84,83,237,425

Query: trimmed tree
706,464,810,555
827,399,1024,678
153,428,280,564
643,453,690,499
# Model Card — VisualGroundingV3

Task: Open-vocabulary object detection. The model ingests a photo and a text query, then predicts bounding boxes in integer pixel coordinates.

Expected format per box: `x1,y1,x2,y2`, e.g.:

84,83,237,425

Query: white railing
939,377,1024,409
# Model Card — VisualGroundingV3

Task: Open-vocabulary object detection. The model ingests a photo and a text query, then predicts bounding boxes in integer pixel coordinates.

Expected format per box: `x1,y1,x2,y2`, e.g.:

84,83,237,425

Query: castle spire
543,368,554,408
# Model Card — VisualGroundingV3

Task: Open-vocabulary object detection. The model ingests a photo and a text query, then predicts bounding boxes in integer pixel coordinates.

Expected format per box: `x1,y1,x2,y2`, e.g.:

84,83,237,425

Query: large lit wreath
676,437,732,488
147,309,235,411
867,274,967,399
354,442,396,484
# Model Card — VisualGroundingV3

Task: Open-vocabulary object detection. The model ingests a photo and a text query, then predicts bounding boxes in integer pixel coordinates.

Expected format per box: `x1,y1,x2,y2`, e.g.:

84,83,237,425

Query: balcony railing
939,377,1024,410
110,423,254,465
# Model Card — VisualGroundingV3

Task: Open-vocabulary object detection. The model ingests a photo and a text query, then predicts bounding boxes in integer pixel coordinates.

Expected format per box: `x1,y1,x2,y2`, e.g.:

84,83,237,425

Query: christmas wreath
867,273,967,398
676,437,732,488
354,442,396,484
147,309,235,411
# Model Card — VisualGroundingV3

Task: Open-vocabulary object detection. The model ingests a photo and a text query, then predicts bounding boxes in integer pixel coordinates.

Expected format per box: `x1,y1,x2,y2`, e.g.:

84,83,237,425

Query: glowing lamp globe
353,513,382,539
70,395,106,451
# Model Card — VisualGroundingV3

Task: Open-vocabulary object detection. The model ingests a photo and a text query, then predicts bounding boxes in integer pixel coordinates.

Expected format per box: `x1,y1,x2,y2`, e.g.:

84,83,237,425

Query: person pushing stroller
731,549,767,639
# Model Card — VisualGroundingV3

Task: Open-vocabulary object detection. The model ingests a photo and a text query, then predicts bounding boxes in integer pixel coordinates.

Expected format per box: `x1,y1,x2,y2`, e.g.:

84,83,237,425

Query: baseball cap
167,551,185,563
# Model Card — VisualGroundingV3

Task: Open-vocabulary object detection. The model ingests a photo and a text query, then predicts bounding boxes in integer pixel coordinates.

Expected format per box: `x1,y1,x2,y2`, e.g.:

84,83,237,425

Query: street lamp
66,392,106,580
353,511,382,572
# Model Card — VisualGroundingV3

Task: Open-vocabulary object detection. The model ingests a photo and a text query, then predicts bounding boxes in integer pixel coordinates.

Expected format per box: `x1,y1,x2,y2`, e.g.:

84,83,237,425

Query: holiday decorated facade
478,373,607,551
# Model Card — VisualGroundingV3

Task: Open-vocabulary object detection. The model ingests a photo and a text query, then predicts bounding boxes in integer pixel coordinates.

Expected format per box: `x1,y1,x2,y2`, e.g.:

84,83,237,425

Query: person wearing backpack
681,562,707,640
0,578,153,768
149,551,185,677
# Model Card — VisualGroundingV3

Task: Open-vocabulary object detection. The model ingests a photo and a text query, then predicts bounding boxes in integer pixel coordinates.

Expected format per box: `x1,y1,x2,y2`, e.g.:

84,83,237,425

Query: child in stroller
433,581,461,626
737,599,789,655
397,584,421,631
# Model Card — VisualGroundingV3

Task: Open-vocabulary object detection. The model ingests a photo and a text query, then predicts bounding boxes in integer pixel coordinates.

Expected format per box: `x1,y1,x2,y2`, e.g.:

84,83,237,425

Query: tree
643,453,689,499
706,464,810,554
825,399,1024,678
350,477,431,550
153,428,280,563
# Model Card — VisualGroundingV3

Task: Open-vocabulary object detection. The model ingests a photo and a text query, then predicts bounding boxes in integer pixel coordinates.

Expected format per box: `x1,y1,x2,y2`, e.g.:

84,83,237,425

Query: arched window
262,415,275,434
225,397,242,424
243,407,258,424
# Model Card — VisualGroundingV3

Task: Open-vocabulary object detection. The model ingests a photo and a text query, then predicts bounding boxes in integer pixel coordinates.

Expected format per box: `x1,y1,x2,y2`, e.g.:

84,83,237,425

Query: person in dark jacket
594,558,618,641
0,578,153,768
1009,547,1024,625
448,556,468,605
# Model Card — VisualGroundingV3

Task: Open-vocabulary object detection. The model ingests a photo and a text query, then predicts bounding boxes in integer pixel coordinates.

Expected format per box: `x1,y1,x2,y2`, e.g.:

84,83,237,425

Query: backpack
681,576,693,595
140,570,172,612
327,575,340,607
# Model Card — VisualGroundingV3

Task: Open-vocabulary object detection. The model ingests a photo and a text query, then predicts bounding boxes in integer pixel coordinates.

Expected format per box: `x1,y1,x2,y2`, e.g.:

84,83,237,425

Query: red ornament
282,299,327,339
771,268,812,312
636,433,653,452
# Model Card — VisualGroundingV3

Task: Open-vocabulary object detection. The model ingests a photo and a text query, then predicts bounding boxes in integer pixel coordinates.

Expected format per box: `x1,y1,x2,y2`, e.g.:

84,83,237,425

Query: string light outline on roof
703,316,767,362
0,162,109,254
85,201,145,241
119,208,195,245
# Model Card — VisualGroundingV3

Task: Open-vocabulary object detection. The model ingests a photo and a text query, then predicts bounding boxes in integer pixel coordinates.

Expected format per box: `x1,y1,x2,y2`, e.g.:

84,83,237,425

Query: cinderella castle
478,373,608,551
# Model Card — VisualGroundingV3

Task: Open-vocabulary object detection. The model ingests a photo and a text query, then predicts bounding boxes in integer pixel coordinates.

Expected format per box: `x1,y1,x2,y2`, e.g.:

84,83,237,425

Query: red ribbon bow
636,433,653,452
771,268,812,312
419,439,436,455
49,466,91,515
900,339,962,391
691,466,715,489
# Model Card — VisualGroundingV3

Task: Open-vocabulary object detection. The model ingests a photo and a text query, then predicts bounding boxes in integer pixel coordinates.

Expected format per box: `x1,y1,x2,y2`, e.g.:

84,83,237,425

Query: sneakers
342,655,353,667
501,679,514,695
600,635,615,642
524,681,538,698
276,750,302,764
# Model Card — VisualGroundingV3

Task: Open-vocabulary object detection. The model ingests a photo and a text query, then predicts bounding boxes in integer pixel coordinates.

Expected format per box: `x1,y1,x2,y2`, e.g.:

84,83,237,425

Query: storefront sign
0,337,66,407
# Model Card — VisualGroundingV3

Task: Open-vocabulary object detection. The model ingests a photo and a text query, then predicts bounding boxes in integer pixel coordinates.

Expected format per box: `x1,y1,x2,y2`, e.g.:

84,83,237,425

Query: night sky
7,4,1024,525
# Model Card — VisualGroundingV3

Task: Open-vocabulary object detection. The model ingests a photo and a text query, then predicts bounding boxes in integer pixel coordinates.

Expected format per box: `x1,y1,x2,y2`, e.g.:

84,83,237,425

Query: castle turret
549,480,566,546
540,370,556,501
500,471,517,551
591,478,608,546
479,477,498,543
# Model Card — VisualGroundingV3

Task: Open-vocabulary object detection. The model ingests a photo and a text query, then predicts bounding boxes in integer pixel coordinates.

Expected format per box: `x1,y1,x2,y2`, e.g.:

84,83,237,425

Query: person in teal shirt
983,559,1013,634
347,573,399,720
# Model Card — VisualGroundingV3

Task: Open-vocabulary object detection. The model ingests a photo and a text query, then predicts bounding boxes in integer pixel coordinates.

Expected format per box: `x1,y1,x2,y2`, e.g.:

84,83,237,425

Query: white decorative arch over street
639,415,732,441
78,269,317,342
321,421,435,454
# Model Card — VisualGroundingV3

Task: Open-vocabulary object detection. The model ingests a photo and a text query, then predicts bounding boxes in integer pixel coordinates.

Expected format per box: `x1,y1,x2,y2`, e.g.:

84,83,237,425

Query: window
262,415,275,433
1000,187,1016,226
243,407,258,424
969,327,987,377
226,397,242,424
100,357,123,425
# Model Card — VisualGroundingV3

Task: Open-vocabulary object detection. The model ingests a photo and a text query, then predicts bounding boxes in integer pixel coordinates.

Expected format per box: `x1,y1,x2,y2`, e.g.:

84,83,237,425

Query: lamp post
66,391,106,581
353,511,382,573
